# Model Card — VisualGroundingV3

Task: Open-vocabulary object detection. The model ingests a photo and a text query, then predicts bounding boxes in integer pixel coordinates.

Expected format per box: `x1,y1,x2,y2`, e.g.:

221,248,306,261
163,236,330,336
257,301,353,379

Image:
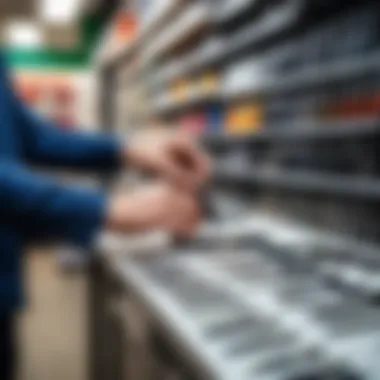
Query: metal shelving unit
224,52,380,100
142,3,210,64
215,167,380,201
203,118,380,146
91,1,380,380
149,51,380,118
96,0,188,70
147,0,302,90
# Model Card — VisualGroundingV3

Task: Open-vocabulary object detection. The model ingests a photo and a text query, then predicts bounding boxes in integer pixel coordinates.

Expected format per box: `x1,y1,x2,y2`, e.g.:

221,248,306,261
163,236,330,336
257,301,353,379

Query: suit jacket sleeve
0,162,107,247
9,83,121,171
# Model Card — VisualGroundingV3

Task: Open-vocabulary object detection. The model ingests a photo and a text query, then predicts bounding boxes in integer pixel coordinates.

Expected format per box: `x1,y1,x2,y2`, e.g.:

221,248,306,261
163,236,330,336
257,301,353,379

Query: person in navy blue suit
0,55,209,379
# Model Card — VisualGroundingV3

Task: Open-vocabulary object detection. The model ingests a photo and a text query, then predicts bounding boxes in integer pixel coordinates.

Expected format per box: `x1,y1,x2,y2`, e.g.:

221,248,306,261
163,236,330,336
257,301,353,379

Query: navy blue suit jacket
0,56,120,312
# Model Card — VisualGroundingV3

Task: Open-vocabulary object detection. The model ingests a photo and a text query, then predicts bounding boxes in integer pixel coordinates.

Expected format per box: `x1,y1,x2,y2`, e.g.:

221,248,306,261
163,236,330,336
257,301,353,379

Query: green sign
5,15,106,70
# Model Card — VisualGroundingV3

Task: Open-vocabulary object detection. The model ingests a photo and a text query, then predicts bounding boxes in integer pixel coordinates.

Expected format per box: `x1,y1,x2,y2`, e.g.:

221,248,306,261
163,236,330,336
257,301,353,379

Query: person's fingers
157,156,190,189
167,139,212,189
171,196,202,238
169,140,199,171
191,148,212,185
178,137,212,183
176,211,202,238
183,207,202,237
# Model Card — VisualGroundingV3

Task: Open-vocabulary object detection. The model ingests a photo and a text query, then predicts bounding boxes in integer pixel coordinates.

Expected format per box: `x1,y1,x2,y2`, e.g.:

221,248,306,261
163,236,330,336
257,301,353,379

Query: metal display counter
89,217,380,380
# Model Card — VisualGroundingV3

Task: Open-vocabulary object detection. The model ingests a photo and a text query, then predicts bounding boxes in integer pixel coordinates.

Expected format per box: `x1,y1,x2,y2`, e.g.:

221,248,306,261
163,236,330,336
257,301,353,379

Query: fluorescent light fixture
40,0,84,24
6,21,44,48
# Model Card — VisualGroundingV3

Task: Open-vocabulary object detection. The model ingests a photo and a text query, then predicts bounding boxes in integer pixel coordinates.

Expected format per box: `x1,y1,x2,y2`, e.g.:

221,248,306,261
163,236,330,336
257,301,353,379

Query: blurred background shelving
95,0,380,203
90,6,380,380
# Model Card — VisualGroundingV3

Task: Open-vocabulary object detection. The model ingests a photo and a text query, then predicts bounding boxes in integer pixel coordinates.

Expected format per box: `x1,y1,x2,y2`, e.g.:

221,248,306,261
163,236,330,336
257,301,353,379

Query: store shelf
225,52,380,100
149,1,301,89
138,0,186,41
94,4,380,380
215,167,380,201
148,38,224,90
151,52,380,117
203,118,380,146
142,3,210,64
151,56,380,118
213,0,261,25
96,0,186,69
95,22,138,70
152,91,221,117
120,257,230,380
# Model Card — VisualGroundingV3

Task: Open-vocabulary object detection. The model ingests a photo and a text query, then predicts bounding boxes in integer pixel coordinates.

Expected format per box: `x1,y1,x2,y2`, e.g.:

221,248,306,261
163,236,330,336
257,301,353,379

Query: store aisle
19,249,87,380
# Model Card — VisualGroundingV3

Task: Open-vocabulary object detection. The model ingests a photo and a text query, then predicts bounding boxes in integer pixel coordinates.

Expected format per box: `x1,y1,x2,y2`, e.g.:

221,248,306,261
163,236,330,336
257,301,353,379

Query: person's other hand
106,182,202,239
124,130,211,190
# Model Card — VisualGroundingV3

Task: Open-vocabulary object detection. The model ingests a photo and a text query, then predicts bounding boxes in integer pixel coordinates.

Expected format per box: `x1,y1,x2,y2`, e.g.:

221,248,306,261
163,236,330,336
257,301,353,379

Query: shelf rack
215,167,380,201
96,0,188,70
141,3,211,65
90,2,380,380
147,0,302,90
225,52,380,100
203,118,380,147
96,1,380,202
149,51,380,118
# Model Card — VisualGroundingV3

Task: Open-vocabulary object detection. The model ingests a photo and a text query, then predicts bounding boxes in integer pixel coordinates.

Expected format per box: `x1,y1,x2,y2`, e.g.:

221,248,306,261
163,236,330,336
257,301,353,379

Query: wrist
106,194,126,232
106,193,145,233
124,144,139,169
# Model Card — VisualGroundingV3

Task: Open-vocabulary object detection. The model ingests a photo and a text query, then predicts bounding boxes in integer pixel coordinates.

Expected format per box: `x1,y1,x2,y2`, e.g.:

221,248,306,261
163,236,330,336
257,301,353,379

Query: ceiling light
6,21,44,48
39,0,84,24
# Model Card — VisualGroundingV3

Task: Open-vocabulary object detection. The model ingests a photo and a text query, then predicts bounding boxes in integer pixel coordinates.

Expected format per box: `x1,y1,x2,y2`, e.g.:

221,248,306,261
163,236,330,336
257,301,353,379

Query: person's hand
124,130,211,190
106,182,202,238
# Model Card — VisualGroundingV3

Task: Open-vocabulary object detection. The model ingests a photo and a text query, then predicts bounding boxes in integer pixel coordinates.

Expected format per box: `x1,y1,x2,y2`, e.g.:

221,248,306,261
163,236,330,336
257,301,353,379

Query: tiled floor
19,248,87,380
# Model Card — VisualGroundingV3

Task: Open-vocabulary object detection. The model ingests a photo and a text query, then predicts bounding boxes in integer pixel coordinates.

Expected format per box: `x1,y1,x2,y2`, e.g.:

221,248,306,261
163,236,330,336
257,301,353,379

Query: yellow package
225,101,263,134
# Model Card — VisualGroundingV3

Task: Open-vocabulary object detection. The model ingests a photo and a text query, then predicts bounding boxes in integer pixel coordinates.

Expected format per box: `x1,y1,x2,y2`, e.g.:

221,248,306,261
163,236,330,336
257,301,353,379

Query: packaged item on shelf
222,54,268,99
115,11,138,42
225,101,263,135
197,70,220,95
171,78,190,101
320,76,380,122
179,112,207,135
318,83,344,122
206,105,224,133
108,10,138,58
